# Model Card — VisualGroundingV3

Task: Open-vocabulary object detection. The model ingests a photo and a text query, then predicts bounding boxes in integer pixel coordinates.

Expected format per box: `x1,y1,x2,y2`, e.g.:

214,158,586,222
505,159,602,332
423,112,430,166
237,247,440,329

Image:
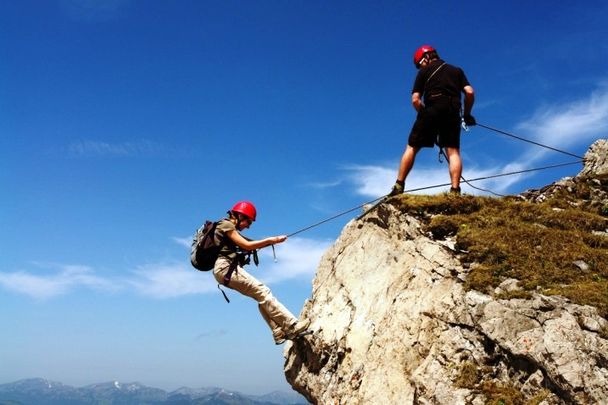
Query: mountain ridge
0,378,307,405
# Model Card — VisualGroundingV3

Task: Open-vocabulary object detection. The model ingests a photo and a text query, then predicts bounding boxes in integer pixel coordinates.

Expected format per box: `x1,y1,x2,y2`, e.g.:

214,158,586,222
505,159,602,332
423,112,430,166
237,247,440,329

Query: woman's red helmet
413,44,436,68
231,201,257,221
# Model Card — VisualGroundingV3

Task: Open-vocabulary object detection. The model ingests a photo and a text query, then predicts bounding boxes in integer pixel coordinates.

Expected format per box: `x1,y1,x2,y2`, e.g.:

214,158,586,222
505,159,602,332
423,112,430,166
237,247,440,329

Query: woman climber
212,200,309,344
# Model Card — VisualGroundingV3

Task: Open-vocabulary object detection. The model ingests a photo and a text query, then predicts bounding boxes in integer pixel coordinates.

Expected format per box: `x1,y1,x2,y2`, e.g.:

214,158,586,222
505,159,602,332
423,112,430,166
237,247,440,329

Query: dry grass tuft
389,192,608,318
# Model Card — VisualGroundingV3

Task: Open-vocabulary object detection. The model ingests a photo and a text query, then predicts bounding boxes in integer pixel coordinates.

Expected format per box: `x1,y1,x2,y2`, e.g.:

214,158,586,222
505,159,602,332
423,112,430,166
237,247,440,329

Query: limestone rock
519,139,608,213
580,139,608,178
283,202,608,404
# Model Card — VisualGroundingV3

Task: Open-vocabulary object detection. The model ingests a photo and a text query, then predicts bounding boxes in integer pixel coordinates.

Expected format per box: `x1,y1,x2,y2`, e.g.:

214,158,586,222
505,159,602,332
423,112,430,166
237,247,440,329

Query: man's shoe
388,182,404,196
449,186,461,195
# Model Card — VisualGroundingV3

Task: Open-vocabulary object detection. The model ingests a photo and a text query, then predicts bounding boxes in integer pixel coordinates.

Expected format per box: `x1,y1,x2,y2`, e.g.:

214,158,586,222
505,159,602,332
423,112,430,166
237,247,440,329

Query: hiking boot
388,182,404,196
273,332,286,345
285,319,310,339
449,186,461,195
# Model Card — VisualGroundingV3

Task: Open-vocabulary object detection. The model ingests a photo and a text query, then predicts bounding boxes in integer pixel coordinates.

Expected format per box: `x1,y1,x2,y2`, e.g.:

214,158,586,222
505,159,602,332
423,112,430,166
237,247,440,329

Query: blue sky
2,0,608,396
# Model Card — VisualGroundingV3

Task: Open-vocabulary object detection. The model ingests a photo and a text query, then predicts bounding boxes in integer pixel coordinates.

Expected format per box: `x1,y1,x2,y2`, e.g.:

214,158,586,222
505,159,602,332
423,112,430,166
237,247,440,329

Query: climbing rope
287,160,583,237
438,148,505,197
476,122,585,160
286,122,587,237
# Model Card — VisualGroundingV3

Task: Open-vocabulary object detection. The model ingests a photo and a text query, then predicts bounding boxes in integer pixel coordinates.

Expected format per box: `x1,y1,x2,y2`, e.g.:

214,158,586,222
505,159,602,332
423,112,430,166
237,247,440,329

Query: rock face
580,139,608,178
520,139,608,212
283,140,608,404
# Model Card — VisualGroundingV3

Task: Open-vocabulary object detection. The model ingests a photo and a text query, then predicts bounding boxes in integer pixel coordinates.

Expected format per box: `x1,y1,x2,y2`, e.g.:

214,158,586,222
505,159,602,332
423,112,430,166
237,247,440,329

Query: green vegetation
454,361,481,389
398,181,608,405
390,191,608,318
455,361,550,405
600,324,608,340
478,381,525,405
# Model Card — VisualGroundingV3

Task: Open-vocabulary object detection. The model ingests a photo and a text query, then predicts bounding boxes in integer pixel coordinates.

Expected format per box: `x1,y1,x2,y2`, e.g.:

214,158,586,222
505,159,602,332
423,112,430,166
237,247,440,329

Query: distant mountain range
0,378,308,405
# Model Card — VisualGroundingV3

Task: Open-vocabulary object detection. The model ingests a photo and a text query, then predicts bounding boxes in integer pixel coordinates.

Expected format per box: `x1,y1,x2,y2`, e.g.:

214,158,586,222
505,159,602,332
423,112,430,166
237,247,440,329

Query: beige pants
214,257,297,337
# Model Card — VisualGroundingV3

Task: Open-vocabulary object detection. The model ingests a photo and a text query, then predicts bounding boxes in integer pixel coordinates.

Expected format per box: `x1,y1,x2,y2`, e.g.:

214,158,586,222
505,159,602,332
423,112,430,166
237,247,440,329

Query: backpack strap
216,260,239,304
217,284,230,303
223,260,238,286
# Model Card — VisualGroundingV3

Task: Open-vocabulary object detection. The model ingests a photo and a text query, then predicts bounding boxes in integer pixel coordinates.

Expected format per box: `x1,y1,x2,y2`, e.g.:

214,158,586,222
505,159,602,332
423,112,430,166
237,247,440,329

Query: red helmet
413,44,435,67
231,201,257,221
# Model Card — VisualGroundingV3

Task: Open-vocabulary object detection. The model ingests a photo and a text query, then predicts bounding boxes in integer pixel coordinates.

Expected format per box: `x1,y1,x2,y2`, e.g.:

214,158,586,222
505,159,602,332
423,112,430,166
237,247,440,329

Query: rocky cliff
284,140,608,404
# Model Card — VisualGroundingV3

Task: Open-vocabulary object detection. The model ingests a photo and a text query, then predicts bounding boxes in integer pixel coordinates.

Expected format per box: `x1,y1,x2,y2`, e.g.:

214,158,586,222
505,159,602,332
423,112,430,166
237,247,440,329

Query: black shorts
408,103,461,149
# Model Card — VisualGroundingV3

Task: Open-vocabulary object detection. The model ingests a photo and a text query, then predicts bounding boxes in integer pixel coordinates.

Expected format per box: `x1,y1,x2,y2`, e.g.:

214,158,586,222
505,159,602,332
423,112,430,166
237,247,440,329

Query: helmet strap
227,211,240,229
235,213,248,231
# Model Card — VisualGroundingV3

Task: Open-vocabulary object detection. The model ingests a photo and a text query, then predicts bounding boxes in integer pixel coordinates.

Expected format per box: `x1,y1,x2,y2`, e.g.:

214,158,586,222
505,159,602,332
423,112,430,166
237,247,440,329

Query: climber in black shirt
389,45,475,196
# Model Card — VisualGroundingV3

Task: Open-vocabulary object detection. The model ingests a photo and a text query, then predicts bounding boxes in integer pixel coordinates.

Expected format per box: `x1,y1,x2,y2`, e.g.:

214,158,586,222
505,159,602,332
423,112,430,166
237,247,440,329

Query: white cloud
0,236,330,300
516,84,608,163
342,164,395,198
256,237,333,285
172,237,192,249
343,163,454,198
341,84,608,198
196,329,228,340
128,263,217,299
343,163,518,198
305,179,343,189
128,236,332,298
0,264,117,300
461,162,528,196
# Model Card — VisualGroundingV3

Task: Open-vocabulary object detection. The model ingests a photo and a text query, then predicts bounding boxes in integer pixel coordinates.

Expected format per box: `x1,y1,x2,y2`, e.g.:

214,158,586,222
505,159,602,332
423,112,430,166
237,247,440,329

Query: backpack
190,220,222,271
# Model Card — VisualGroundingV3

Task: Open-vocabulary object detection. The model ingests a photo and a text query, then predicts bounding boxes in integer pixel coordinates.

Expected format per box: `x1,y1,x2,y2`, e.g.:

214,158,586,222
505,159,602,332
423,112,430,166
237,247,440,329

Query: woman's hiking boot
285,319,310,339
273,332,286,345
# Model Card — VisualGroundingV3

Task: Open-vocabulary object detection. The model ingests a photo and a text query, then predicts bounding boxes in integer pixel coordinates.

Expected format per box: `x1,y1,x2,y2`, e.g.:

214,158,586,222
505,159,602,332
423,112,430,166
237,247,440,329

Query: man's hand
463,114,476,126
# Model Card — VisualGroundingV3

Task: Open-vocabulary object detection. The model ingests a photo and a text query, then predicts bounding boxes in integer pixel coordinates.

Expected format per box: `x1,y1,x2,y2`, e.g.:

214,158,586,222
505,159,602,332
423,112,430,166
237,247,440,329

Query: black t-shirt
412,59,470,106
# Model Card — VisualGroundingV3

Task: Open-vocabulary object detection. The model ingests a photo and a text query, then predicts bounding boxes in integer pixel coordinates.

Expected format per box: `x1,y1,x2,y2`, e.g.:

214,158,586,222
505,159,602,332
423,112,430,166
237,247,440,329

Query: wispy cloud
256,237,333,284
342,162,467,197
342,164,395,197
306,179,343,189
342,163,517,198
0,264,117,300
171,237,192,249
128,236,332,298
67,140,167,158
341,84,608,197
0,236,332,300
127,263,217,299
195,329,228,341
516,83,608,162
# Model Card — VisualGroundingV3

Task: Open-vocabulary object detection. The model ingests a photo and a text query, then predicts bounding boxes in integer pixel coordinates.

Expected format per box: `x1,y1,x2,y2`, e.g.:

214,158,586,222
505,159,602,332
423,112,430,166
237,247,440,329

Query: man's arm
463,85,474,116
411,92,424,112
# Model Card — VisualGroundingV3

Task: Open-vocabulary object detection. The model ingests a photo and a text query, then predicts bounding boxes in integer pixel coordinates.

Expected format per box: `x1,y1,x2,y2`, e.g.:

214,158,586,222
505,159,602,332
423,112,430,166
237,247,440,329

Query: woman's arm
226,230,287,251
